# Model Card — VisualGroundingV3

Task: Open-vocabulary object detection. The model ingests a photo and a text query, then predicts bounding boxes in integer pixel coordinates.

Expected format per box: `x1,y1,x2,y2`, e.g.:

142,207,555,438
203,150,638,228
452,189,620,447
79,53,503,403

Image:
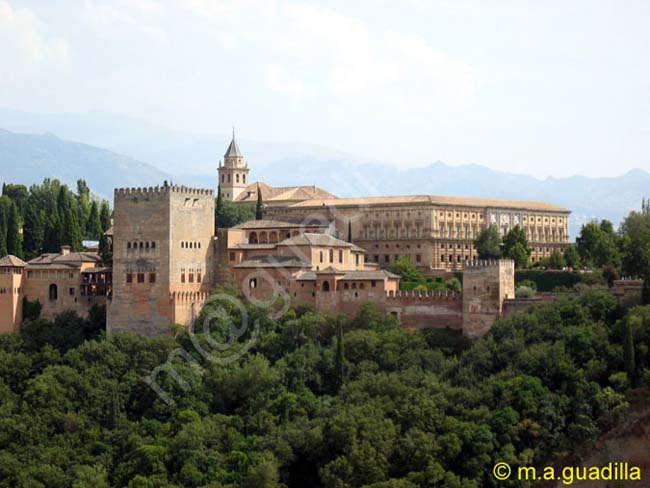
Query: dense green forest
0,179,112,259
1,287,648,487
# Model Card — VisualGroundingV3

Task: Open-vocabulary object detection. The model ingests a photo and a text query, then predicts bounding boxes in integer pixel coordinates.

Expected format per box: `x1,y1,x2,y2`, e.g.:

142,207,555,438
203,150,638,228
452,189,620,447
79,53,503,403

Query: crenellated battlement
385,290,460,300
170,291,211,302
463,259,514,270
114,186,214,198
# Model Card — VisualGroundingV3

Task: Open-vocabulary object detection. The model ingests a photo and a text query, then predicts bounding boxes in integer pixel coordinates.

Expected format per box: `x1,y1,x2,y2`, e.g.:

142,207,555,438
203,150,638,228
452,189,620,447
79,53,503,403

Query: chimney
60,245,71,256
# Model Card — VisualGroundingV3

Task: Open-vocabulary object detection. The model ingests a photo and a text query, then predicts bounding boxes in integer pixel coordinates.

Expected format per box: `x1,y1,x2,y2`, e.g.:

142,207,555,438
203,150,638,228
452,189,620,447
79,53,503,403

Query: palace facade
0,133,569,338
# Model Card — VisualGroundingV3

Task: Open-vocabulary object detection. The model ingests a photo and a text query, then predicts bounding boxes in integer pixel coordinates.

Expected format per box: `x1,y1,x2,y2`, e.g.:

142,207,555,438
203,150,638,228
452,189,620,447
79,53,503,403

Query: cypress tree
334,320,346,391
44,213,61,252
216,184,224,230
86,201,103,240
6,201,22,258
23,205,45,257
623,319,636,385
0,203,7,257
57,187,82,251
99,200,112,232
99,233,112,266
255,187,264,220
77,179,91,236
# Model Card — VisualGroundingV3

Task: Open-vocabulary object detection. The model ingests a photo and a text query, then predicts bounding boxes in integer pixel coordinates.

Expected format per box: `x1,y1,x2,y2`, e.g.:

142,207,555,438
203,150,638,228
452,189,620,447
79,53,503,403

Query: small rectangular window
181,273,185,283
197,273,202,283
229,252,235,261
126,273,133,283
69,287,75,296
149,273,156,283
416,254,421,263
189,273,194,283
137,273,145,283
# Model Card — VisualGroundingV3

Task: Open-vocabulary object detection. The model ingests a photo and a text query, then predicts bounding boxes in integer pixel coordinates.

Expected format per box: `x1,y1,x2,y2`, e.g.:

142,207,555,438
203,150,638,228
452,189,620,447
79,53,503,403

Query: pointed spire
224,126,242,158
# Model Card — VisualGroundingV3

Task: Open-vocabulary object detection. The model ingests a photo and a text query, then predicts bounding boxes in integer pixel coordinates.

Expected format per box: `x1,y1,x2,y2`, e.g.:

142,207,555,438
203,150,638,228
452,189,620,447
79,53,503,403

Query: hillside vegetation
0,288,649,487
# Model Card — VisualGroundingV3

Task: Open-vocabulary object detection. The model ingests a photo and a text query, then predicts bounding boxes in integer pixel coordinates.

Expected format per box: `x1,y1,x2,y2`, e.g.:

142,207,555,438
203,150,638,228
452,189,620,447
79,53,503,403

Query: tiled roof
317,266,346,275
234,181,337,204
27,251,102,269
230,243,278,250
285,194,570,212
339,270,400,280
0,255,27,267
293,270,317,281
224,137,243,158
232,219,328,230
233,255,310,268
277,233,361,249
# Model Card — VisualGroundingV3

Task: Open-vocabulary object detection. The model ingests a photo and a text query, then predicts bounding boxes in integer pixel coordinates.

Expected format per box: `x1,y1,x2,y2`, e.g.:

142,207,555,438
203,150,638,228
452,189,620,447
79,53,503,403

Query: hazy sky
1,0,649,177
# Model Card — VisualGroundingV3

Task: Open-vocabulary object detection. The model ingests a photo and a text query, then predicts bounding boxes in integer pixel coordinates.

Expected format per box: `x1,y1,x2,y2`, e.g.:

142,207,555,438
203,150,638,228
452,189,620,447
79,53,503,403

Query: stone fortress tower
462,259,515,338
217,130,250,201
107,185,215,336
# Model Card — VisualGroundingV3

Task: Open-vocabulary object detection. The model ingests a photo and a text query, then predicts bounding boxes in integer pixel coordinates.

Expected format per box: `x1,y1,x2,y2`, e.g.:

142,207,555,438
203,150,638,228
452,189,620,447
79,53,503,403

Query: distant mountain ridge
0,129,172,198
0,108,648,238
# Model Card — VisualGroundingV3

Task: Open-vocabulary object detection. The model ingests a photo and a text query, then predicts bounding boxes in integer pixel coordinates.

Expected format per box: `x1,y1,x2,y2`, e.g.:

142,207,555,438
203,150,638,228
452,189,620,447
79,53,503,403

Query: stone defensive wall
114,186,214,198
384,290,463,330
170,291,212,326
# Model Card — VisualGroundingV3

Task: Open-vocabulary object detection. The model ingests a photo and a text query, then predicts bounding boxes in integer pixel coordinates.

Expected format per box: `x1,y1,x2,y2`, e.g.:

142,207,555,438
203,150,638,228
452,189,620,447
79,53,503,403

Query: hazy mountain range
0,108,648,238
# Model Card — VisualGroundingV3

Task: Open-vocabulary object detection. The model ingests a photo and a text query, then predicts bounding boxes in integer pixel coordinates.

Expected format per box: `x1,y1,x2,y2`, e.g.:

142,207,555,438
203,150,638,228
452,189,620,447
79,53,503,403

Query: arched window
243,174,246,183
249,232,258,244
359,283,365,289
259,232,268,244
221,174,224,183
329,249,334,262
322,281,330,292
319,251,323,263
236,174,240,183
351,283,357,289
145,242,149,249
227,174,231,183
151,242,156,249
49,283,58,300
343,283,349,289
139,242,143,249
127,242,131,249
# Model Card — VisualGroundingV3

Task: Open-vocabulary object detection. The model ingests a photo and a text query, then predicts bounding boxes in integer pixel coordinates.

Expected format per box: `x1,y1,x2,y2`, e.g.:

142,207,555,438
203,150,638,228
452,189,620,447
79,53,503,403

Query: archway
322,281,330,292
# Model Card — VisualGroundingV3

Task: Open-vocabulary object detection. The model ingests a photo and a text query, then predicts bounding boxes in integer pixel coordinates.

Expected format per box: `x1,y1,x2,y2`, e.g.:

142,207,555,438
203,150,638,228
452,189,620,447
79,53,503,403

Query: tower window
181,273,185,283
137,273,145,283
126,273,133,283
243,174,246,183
149,273,156,283
236,174,239,183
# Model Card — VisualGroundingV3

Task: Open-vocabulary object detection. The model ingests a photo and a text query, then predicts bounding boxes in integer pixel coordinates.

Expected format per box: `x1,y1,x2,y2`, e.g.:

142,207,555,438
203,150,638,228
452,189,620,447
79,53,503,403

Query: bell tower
218,129,250,201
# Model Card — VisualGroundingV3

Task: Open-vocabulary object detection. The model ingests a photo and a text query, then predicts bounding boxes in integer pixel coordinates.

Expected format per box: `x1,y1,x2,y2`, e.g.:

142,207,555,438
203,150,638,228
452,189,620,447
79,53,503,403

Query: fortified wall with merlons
0,134,569,338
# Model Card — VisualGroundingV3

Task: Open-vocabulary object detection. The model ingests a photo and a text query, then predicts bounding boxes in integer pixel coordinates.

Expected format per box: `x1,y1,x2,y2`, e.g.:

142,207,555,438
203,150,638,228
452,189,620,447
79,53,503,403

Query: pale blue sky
1,0,649,177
